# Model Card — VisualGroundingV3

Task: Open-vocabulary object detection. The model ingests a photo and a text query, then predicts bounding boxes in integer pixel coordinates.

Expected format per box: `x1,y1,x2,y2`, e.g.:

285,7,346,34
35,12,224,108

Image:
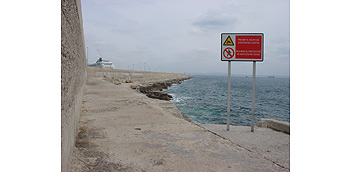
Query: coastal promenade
71,67,289,172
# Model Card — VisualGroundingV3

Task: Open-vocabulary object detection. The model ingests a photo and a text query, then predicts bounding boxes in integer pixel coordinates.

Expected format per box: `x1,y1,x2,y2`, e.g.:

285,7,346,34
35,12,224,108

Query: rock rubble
131,77,191,101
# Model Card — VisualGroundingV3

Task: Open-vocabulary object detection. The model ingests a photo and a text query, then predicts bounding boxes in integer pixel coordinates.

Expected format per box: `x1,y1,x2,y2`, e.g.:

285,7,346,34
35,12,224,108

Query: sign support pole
222,33,263,132
251,61,256,132
227,61,231,131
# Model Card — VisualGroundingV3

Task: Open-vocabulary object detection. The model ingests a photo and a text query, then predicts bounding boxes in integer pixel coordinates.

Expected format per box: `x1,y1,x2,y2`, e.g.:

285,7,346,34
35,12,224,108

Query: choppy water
164,75,290,126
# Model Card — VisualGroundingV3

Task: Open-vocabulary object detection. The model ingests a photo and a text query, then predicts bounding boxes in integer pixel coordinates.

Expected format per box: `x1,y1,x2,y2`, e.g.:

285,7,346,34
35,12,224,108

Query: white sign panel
221,33,264,61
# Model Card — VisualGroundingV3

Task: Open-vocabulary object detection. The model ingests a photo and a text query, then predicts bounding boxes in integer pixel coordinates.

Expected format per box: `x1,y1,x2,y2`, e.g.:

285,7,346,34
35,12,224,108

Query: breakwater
92,67,191,101
131,77,192,101
71,67,289,171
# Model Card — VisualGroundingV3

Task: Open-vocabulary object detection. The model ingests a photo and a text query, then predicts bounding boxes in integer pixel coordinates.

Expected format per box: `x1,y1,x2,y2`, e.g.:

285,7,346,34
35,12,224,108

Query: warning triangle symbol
223,36,234,46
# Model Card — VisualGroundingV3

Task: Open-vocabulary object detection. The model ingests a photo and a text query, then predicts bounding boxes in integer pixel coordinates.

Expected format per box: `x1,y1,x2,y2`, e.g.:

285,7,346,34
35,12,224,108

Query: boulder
257,118,290,134
146,91,173,101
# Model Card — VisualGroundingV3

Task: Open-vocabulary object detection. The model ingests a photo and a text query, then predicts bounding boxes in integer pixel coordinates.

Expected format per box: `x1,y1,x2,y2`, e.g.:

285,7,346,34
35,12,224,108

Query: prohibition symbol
223,47,234,59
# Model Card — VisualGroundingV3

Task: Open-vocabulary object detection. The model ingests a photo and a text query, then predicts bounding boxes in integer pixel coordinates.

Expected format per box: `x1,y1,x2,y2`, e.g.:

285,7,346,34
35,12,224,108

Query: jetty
70,67,289,172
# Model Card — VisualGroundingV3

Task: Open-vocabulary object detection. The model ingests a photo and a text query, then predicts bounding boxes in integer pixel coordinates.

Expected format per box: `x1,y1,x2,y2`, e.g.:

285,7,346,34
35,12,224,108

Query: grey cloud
175,47,214,63
192,9,239,30
111,19,142,35
276,46,290,56
271,38,290,59
85,34,119,60
130,46,152,54
86,18,141,35
85,34,106,45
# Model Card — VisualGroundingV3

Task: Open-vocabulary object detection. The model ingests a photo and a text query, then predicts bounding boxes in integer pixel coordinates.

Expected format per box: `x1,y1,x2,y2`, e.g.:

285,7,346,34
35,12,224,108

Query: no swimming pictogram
223,47,234,59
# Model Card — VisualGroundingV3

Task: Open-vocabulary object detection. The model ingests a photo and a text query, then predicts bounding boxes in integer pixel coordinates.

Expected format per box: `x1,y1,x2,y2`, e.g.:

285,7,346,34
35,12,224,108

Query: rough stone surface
61,0,86,171
136,78,191,101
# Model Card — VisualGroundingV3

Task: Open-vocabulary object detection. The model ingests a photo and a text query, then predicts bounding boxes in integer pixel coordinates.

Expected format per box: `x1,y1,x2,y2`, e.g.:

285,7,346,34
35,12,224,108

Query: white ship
88,57,114,69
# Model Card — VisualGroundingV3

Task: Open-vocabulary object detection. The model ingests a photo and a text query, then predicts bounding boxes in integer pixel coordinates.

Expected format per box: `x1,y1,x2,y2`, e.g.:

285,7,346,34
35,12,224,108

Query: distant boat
268,75,275,78
88,57,114,69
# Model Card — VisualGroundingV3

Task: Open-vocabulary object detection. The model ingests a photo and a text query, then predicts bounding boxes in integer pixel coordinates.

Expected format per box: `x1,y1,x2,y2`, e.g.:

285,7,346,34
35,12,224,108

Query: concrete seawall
71,68,290,172
61,0,86,171
257,119,290,134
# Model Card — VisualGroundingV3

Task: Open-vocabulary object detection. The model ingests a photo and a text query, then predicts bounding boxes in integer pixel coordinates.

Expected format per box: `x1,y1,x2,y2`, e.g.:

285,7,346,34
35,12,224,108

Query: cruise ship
88,57,114,69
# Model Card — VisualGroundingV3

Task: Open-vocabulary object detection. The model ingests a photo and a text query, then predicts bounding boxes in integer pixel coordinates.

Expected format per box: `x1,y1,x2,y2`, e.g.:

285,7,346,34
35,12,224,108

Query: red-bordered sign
221,33,264,61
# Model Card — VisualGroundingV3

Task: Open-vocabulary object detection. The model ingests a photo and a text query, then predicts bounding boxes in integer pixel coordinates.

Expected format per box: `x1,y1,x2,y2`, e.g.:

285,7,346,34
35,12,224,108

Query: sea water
164,75,290,126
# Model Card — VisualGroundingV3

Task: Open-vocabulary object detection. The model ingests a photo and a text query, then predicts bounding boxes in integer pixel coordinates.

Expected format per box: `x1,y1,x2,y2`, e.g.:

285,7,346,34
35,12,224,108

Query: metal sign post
227,61,231,131
221,33,263,132
251,61,256,132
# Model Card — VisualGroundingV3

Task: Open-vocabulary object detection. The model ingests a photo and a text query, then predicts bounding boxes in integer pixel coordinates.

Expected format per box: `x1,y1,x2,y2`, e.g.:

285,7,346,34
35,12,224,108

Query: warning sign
235,35,262,60
221,33,264,61
223,36,234,46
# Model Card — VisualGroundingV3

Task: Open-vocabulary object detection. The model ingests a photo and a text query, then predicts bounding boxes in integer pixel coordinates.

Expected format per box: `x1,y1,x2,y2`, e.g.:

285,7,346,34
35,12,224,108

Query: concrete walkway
71,68,289,172
200,124,289,170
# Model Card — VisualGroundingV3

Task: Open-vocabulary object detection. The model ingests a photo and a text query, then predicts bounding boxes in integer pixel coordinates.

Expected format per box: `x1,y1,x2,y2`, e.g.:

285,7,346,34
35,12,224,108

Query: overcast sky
82,0,290,76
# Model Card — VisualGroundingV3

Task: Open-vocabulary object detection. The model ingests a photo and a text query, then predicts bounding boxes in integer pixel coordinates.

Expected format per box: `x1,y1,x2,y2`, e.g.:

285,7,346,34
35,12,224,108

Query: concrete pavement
200,124,289,171
70,68,289,172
